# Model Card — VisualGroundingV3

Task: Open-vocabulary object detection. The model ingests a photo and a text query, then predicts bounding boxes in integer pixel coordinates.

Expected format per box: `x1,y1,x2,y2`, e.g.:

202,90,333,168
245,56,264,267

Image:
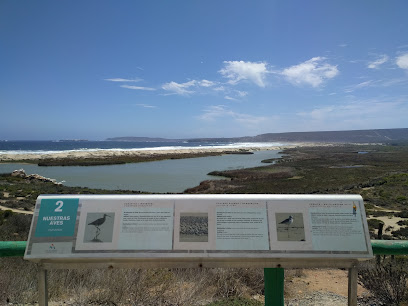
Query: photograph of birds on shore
84,212,115,243
276,213,305,241
179,212,209,242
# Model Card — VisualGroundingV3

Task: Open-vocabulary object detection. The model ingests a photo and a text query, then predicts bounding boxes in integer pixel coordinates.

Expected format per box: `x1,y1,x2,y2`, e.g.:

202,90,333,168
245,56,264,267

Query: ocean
0,140,285,193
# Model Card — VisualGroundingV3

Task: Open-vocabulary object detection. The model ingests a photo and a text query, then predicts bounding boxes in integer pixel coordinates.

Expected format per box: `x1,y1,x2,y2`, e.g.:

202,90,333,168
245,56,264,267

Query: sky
1,1,408,140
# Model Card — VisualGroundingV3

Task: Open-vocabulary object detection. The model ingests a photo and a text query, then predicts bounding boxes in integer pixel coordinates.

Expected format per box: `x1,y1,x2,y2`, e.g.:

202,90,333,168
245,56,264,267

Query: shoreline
0,142,328,163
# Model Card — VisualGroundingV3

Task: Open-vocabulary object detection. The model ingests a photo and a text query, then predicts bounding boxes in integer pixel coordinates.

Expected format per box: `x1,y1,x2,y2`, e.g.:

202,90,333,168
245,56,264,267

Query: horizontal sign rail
2,240,406,258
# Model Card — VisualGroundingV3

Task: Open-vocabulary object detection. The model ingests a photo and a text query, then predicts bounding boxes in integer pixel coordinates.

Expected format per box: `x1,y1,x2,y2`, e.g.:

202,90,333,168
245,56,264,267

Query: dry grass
0,258,265,305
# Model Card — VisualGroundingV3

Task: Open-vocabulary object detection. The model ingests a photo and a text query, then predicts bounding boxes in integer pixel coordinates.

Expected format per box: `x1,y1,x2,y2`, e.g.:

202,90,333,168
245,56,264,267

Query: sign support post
38,266,48,306
264,267,284,306
348,266,358,306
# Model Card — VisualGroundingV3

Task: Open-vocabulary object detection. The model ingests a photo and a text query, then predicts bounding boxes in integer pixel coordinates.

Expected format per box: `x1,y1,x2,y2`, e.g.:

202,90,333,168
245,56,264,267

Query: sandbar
0,142,330,163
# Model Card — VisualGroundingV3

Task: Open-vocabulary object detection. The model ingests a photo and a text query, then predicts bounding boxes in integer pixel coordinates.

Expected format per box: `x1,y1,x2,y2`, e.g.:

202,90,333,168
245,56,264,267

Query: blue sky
1,1,408,140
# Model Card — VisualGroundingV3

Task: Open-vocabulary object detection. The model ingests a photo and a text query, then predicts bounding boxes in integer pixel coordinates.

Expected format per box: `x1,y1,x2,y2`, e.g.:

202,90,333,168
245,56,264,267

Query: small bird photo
83,212,115,243
275,213,305,242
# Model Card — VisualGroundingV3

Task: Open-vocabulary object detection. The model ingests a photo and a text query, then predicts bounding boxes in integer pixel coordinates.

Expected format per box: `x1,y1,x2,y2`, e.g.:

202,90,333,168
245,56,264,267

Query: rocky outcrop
11,169,27,178
11,169,61,185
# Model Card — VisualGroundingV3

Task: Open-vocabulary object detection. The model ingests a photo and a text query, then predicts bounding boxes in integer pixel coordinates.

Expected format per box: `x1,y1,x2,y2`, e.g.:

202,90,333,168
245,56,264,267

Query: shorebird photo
84,212,115,243
280,215,294,227
276,213,305,242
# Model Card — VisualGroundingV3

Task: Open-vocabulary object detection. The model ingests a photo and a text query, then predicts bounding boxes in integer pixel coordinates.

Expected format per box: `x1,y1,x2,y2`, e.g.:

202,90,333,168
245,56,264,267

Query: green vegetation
367,219,384,232
187,145,408,210
0,172,145,212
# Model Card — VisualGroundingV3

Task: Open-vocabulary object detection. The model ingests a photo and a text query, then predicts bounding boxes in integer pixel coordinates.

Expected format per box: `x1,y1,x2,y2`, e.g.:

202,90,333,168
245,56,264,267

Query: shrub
367,219,384,232
396,210,408,218
0,213,32,241
359,260,408,305
392,227,408,239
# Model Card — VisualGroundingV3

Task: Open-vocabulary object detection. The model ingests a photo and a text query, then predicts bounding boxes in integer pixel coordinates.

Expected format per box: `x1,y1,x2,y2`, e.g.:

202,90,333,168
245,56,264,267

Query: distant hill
244,128,408,143
108,128,408,144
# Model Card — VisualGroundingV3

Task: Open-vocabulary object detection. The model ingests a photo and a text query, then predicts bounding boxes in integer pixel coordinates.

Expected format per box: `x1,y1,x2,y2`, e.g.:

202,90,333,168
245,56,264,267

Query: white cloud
224,91,247,101
396,53,408,70
213,86,226,92
281,57,339,88
136,104,156,108
224,96,238,101
120,85,156,91
162,80,196,95
339,43,348,48
198,105,267,127
344,80,373,93
105,78,142,82
368,55,389,69
219,61,268,87
198,80,215,87
162,79,218,95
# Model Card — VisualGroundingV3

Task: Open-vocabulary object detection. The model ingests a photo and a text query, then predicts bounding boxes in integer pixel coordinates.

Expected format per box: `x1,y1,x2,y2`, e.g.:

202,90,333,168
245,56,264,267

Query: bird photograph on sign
276,213,305,241
84,212,115,243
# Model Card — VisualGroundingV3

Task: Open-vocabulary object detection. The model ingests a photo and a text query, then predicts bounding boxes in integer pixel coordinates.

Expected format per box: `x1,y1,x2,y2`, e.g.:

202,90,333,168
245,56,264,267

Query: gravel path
286,291,384,306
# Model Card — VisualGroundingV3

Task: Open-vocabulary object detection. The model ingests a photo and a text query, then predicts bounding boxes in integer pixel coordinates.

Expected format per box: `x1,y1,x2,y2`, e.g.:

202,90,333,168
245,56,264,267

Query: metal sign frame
25,194,372,306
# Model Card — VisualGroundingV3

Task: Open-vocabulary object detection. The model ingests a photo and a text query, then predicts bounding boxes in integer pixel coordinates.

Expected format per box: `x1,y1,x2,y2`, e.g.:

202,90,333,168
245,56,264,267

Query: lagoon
0,150,281,193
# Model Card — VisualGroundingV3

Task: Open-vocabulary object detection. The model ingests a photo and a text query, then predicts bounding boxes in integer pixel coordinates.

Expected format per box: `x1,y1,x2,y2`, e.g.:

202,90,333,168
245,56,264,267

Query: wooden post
348,266,357,306
264,268,284,306
38,267,48,306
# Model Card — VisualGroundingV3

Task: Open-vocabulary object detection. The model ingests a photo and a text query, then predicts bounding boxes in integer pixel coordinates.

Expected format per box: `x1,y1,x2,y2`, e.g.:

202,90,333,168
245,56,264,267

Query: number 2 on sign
55,201,63,212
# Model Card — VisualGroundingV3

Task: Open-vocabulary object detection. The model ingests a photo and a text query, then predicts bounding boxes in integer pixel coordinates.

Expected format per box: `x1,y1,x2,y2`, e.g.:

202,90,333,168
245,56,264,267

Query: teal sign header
35,198,79,237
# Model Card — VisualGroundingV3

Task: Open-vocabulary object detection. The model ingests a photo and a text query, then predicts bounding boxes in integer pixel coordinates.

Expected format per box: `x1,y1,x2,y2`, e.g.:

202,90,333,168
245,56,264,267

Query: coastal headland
0,142,325,166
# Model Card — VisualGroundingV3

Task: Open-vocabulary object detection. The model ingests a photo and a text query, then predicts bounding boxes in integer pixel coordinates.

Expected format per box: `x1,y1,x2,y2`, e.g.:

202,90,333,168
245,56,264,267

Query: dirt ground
285,268,368,298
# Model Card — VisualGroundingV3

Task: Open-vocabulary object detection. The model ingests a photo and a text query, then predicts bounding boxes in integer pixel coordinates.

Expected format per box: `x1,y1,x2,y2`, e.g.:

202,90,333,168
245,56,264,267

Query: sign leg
264,267,284,306
348,267,357,306
38,267,48,306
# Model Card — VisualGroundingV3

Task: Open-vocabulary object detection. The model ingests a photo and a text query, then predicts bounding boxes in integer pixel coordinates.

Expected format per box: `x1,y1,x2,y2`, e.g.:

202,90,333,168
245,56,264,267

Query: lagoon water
0,150,281,193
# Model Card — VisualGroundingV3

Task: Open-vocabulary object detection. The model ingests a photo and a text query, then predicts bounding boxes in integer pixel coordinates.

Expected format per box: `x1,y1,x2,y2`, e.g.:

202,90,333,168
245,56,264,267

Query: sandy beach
0,142,325,163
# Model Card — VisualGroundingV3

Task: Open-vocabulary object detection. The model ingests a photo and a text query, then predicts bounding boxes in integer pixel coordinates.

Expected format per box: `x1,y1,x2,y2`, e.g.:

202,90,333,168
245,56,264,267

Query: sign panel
24,195,373,264
34,198,79,237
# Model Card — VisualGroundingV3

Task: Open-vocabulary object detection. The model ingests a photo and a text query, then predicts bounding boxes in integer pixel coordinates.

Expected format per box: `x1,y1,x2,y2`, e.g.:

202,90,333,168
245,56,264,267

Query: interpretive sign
24,194,373,267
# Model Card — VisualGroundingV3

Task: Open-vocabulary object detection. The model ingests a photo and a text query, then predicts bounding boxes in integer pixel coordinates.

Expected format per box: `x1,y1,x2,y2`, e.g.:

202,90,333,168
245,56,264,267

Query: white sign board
24,195,373,268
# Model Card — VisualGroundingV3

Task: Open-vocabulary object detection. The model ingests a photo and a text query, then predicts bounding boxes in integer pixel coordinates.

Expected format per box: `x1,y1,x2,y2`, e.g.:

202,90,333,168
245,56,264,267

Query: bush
359,260,408,305
0,213,32,241
392,227,408,239
396,210,408,218
367,219,384,232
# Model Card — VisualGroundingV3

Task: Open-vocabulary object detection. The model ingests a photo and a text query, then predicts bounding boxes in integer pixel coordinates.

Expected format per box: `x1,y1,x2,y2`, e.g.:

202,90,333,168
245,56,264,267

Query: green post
264,268,284,306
